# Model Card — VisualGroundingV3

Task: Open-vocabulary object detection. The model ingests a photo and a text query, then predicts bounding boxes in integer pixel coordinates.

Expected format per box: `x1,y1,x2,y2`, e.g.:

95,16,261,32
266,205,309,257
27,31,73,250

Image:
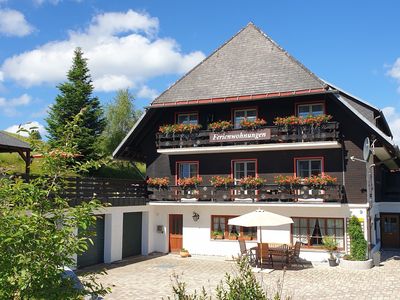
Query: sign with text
209,128,271,143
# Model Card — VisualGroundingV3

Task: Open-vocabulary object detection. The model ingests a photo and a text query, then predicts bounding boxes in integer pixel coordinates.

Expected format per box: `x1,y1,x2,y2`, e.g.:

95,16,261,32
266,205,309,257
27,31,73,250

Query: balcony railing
148,183,345,203
156,122,339,149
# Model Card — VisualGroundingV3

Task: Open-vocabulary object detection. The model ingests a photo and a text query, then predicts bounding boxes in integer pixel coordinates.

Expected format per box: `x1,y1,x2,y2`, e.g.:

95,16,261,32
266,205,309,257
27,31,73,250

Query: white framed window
296,158,322,178
177,162,198,179
176,112,198,125
297,103,324,118
233,160,256,185
233,108,257,129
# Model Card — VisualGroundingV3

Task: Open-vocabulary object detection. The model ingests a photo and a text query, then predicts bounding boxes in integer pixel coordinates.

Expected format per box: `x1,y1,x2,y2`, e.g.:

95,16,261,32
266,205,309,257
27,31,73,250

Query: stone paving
85,251,400,300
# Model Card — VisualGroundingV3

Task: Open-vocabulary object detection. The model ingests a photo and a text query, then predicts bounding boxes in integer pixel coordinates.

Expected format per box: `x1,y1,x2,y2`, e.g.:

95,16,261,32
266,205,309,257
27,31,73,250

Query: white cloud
382,106,400,144
1,10,205,93
388,58,400,93
0,9,35,37
137,85,158,100
0,93,32,116
5,121,46,137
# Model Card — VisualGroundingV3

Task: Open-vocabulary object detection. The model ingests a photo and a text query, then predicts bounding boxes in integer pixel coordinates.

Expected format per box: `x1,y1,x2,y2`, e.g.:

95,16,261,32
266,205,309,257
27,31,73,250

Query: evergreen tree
100,89,142,156
46,47,105,160
29,130,42,141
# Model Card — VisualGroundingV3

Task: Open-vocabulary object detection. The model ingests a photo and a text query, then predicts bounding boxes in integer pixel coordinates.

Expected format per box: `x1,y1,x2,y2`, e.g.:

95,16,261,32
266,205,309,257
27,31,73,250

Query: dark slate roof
0,131,30,150
152,23,327,106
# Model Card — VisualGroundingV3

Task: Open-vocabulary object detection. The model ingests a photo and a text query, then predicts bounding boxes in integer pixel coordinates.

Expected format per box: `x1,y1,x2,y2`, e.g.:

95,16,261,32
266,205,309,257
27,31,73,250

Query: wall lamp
192,212,200,222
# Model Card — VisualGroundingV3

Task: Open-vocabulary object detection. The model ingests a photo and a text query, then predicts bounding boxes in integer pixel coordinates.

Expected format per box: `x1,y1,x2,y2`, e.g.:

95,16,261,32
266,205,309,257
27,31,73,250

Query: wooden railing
61,177,148,206
156,122,339,149
148,184,345,203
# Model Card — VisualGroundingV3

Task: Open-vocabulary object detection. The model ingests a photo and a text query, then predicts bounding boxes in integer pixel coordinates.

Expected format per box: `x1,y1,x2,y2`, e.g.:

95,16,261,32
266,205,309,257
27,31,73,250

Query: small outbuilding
0,131,31,174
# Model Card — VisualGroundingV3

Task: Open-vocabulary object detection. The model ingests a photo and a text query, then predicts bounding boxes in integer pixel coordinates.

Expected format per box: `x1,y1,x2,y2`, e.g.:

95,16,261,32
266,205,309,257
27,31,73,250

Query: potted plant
177,176,203,190
179,248,190,258
339,216,373,270
240,234,253,241
322,235,338,266
146,177,170,190
229,231,239,240
239,176,265,190
212,230,224,240
240,118,267,130
208,120,233,132
210,175,234,189
159,123,202,135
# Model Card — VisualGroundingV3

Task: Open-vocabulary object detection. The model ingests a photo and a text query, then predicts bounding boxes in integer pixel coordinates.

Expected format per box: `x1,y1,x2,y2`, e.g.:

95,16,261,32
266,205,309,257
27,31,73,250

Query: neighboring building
114,23,400,261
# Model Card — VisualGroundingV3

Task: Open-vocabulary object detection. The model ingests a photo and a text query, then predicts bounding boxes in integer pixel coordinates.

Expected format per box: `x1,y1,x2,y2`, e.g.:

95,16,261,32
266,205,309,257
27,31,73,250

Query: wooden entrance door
381,214,400,248
169,214,183,252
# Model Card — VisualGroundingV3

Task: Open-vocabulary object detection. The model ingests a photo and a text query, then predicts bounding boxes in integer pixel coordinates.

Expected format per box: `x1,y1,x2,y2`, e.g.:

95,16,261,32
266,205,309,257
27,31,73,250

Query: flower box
208,120,233,132
240,118,267,130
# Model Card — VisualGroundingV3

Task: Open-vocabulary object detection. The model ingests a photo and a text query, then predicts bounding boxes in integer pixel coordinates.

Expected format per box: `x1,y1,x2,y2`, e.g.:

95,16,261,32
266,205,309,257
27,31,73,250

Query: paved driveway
86,251,400,300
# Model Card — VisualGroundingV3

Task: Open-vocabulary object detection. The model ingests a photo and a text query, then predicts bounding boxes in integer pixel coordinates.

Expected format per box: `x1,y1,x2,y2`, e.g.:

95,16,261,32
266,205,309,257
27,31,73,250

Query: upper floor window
233,160,256,185
176,112,198,125
233,108,257,129
296,158,322,178
177,161,198,179
297,103,324,118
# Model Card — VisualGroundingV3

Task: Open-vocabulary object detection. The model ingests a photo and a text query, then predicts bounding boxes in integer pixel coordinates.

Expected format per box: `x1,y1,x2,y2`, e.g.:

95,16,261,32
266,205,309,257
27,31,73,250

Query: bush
166,256,290,300
348,216,367,261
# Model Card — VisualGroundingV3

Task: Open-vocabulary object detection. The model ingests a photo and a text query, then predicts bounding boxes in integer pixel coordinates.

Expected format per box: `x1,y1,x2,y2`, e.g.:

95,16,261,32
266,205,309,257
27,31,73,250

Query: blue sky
1,0,400,141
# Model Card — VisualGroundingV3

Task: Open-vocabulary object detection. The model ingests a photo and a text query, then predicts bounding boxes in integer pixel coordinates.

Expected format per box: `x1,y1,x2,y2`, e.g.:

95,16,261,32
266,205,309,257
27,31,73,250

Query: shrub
348,216,367,261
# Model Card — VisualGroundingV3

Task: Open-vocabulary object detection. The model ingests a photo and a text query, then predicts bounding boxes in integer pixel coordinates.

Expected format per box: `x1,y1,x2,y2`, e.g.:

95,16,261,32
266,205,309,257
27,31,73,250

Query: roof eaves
151,88,329,108
323,79,380,112
112,110,149,158
335,94,395,147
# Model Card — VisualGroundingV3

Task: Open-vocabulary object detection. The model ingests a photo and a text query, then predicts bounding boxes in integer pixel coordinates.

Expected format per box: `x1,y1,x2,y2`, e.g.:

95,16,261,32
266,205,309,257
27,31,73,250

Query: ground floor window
291,217,344,249
211,215,257,240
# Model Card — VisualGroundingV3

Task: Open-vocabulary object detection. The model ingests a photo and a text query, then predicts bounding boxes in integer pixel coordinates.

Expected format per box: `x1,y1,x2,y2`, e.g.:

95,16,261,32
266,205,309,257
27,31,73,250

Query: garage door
122,212,142,258
77,215,105,268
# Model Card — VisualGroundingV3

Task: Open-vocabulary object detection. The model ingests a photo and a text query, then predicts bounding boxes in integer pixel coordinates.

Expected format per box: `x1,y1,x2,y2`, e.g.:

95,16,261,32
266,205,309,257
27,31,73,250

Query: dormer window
297,103,324,118
176,112,198,125
233,108,257,129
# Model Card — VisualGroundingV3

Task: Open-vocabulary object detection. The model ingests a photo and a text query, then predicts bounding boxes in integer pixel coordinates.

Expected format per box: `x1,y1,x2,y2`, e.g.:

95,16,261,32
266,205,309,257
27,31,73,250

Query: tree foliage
166,255,289,300
0,109,109,299
348,216,367,261
46,47,105,161
100,89,142,156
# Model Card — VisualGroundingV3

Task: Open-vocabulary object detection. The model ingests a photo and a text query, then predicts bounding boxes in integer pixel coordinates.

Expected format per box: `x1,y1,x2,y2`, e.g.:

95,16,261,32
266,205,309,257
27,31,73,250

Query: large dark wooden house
114,23,400,260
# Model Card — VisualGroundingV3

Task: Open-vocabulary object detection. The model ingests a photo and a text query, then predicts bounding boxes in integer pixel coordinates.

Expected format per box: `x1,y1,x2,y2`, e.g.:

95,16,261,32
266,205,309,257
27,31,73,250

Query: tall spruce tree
46,48,105,160
100,89,142,156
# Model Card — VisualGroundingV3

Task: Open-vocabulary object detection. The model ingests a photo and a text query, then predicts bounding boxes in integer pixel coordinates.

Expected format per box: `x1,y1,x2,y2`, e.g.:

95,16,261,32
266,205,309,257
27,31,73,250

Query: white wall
147,203,361,261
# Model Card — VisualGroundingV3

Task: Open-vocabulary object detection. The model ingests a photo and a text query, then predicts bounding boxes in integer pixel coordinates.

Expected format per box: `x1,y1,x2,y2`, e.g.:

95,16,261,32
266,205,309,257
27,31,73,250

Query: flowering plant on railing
274,175,302,186
240,118,267,130
210,176,234,189
159,123,202,134
208,120,233,132
301,115,332,126
273,114,333,126
177,176,203,189
146,177,170,189
303,174,337,188
239,176,266,189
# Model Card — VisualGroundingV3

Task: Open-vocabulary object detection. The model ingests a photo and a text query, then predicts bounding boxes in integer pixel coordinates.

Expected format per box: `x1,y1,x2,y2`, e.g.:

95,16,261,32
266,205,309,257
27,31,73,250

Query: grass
0,132,146,179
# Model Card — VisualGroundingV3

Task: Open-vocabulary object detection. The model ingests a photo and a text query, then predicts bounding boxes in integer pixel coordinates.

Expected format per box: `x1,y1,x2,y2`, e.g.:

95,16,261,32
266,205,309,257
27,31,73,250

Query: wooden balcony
156,122,339,151
148,183,345,204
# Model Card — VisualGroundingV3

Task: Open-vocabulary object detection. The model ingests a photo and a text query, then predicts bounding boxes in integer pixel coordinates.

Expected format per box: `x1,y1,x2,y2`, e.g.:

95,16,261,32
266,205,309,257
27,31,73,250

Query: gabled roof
152,23,327,106
0,131,30,150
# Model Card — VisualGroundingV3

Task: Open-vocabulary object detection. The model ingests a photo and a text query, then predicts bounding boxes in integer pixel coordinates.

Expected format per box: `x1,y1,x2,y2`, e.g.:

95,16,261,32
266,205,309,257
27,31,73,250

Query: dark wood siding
139,94,374,204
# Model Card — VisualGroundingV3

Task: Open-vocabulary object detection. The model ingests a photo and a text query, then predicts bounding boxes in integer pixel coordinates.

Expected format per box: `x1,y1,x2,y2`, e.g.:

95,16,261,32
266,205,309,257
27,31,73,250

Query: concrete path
85,251,400,300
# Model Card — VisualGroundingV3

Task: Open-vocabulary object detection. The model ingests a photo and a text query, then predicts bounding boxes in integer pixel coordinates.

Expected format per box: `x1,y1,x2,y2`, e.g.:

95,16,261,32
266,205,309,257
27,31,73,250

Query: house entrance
381,214,400,248
169,214,183,252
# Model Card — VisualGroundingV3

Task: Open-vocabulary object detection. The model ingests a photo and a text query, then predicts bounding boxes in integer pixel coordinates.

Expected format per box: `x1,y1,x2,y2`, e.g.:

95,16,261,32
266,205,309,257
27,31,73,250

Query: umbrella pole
260,226,263,270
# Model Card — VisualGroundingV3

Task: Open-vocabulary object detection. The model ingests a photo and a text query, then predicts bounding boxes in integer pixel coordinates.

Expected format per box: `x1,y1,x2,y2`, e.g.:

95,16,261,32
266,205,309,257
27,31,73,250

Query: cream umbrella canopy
228,209,294,268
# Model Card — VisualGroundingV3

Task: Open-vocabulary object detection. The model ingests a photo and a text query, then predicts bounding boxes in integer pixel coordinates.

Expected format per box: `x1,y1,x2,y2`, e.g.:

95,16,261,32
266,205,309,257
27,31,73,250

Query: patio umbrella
228,208,293,268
